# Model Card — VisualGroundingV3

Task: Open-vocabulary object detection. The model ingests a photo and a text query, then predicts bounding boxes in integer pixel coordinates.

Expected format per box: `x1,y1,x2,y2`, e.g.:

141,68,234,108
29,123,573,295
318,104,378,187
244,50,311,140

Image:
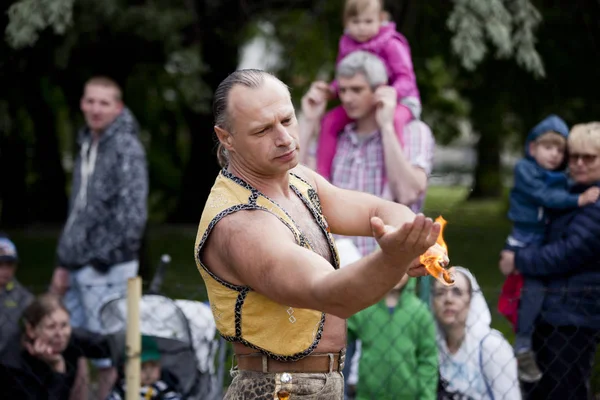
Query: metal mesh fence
2,279,600,399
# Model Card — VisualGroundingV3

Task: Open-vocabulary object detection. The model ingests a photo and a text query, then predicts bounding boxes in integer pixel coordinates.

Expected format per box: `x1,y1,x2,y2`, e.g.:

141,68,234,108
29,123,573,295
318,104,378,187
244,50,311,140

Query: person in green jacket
347,274,439,400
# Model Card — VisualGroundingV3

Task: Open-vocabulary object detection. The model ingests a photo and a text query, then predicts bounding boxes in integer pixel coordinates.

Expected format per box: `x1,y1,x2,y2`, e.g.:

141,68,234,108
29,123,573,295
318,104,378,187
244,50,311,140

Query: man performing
195,69,446,399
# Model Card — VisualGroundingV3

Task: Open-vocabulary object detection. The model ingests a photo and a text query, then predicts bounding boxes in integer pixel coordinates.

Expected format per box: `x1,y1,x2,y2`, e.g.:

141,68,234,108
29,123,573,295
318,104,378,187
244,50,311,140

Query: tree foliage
1,0,599,224
447,0,545,78
6,0,74,49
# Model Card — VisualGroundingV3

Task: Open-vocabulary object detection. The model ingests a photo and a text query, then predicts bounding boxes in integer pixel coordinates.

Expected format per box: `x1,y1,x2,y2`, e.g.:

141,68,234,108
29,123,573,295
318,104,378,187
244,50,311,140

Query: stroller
98,255,228,400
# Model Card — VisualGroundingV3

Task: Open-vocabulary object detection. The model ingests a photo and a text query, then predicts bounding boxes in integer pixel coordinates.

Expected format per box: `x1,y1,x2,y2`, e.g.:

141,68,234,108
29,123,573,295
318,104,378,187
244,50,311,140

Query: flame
435,216,448,251
420,216,454,286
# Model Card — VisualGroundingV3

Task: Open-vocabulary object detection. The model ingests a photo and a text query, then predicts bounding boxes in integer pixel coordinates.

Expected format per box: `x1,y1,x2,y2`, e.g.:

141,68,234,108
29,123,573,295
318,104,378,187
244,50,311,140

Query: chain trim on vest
290,185,340,270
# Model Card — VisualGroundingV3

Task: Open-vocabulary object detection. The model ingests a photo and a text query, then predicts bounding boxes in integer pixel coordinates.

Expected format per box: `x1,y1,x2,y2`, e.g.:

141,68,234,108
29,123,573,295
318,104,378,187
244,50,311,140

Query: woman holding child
500,122,600,400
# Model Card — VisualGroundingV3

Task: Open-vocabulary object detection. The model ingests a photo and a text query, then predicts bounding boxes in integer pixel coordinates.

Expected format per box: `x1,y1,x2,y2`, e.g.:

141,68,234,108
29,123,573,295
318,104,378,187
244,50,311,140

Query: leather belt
236,350,345,373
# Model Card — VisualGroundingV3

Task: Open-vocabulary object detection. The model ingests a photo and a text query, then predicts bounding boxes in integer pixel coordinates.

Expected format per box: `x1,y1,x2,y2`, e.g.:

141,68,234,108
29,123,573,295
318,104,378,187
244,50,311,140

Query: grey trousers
224,370,344,399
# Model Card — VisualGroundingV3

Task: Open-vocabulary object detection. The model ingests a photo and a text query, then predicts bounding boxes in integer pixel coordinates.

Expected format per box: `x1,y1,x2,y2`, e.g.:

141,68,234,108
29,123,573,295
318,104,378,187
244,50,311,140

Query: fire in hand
420,216,454,286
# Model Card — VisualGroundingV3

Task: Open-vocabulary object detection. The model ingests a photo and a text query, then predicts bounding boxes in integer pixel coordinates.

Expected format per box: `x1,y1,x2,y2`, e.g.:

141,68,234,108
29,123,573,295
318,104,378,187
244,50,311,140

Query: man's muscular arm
203,209,437,320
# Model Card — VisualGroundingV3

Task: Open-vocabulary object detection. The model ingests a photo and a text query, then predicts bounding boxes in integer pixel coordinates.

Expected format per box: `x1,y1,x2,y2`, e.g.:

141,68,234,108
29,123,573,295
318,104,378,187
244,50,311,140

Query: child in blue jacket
502,115,600,382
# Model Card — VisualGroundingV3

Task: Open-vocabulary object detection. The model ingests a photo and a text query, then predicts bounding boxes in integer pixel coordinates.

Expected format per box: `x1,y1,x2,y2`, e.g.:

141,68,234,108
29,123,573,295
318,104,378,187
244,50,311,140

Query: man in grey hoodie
50,76,148,399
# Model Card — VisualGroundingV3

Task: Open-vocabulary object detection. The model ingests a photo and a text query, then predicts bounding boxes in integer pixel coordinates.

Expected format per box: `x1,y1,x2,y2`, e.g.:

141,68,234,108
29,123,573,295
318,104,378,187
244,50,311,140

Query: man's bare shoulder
203,208,299,286
291,165,319,190
209,209,296,252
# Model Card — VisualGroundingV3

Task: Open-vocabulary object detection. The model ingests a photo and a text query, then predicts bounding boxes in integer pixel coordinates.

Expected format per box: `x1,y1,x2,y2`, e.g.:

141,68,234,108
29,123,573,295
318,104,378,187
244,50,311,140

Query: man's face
338,74,377,121
0,261,16,288
80,84,123,133
219,78,299,176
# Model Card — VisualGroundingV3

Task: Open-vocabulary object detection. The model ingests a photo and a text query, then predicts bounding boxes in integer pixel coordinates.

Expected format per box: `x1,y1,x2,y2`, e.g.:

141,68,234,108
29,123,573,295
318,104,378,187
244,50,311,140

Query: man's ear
115,100,124,114
214,126,234,151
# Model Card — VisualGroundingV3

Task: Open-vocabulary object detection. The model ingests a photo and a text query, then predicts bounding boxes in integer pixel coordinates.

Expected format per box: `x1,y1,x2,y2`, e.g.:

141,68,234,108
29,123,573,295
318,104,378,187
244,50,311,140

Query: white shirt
438,330,521,400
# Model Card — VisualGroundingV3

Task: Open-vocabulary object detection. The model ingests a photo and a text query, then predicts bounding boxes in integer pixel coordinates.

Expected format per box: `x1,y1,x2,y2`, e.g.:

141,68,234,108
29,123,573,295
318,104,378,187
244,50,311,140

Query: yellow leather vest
194,169,340,361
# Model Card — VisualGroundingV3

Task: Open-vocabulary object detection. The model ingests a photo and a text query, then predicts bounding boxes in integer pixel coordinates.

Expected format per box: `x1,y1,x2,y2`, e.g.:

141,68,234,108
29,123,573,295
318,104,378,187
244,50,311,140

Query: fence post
125,276,142,400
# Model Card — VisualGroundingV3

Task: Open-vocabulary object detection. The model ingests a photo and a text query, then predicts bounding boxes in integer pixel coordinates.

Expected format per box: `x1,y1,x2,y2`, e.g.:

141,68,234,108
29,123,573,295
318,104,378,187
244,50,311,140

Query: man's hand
49,267,70,296
301,81,329,121
405,257,429,278
374,86,397,130
371,213,441,276
499,250,516,276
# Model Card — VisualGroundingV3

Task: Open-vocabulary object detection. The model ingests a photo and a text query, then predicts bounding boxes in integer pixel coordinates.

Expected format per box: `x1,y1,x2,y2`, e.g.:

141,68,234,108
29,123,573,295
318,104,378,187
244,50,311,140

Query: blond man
50,76,148,399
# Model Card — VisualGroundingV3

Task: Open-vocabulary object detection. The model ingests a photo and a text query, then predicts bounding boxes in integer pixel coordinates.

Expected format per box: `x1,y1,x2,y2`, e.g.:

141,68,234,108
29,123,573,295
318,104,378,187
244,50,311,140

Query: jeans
63,260,138,367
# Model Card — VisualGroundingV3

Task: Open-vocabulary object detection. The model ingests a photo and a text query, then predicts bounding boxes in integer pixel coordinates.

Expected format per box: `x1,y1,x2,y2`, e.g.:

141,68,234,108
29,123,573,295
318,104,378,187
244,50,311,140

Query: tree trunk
468,105,503,200
169,0,245,223
464,57,514,201
469,132,502,199
169,111,220,223
390,0,421,36
26,78,68,223
0,113,30,227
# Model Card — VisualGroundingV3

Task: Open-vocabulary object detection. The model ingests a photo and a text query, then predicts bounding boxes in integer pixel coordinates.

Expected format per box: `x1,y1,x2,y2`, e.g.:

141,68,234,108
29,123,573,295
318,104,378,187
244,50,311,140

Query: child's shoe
516,349,542,382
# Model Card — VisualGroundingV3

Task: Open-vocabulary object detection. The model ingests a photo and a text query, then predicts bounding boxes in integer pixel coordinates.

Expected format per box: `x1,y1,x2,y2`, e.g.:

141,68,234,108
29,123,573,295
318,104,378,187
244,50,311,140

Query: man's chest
335,137,385,168
76,152,121,198
276,195,333,265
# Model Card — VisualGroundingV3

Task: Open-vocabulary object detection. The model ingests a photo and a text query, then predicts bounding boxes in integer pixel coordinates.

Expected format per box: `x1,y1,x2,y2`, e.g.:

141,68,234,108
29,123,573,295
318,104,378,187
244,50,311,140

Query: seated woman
432,267,521,400
0,293,114,400
500,122,600,400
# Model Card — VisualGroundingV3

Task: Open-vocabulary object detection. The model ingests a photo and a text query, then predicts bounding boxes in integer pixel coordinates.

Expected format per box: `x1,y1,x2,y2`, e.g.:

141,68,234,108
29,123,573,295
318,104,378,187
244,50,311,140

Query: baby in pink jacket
316,0,422,180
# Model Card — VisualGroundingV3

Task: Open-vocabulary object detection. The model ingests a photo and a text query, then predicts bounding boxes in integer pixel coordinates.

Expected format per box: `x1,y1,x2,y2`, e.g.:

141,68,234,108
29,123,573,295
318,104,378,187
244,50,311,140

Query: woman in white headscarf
432,267,521,400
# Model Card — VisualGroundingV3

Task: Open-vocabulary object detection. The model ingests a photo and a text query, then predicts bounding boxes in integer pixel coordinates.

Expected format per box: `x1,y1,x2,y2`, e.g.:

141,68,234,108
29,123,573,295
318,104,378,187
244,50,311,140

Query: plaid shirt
331,120,435,256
